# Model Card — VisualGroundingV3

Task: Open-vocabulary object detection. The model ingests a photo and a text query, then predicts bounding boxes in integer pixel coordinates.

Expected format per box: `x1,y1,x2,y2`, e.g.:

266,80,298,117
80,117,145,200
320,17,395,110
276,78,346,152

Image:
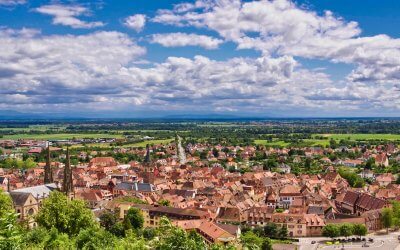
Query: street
297,232,400,250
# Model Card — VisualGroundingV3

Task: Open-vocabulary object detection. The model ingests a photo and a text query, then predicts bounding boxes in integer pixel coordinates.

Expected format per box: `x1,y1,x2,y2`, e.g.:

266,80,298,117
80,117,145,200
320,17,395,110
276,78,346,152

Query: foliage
125,207,144,230
76,227,117,250
158,199,171,207
0,190,13,218
353,224,367,237
35,191,96,236
0,212,23,250
155,217,207,250
99,211,118,231
338,168,365,188
322,224,340,238
339,223,353,238
382,207,394,232
241,231,263,249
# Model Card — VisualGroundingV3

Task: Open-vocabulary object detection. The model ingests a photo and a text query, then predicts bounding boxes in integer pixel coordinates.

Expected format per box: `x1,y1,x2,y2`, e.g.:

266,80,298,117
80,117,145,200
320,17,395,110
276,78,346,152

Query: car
311,241,316,244
368,238,374,242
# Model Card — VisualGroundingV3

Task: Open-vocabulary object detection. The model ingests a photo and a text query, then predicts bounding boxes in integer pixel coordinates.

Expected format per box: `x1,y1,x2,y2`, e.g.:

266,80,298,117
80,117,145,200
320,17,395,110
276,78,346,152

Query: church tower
44,144,53,184
62,147,74,196
142,144,155,184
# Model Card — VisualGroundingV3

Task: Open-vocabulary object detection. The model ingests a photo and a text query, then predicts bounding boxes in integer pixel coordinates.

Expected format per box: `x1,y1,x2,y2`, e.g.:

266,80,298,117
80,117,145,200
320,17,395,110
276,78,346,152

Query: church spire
62,147,73,195
44,144,53,184
144,144,151,164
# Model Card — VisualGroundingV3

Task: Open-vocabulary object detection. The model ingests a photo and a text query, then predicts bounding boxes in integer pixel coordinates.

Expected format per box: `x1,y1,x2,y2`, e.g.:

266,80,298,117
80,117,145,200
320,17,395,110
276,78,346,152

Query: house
244,206,273,227
9,192,39,227
270,213,325,237
118,203,210,227
374,153,389,167
114,181,157,197
216,207,246,224
174,220,239,245
376,173,395,187
278,185,302,209
10,183,58,203
338,190,388,215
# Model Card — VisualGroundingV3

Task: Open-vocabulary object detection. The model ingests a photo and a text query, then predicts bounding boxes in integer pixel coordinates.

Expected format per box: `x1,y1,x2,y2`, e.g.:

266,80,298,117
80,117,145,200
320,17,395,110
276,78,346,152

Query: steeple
144,144,151,164
62,147,73,195
44,144,53,184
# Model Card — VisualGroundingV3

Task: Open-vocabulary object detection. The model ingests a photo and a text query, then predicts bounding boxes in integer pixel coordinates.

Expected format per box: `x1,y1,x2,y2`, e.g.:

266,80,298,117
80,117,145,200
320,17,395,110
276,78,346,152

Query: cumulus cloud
0,27,339,115
124,14,146,32
151,32,223,49
153,0,400,84
35,4,105,29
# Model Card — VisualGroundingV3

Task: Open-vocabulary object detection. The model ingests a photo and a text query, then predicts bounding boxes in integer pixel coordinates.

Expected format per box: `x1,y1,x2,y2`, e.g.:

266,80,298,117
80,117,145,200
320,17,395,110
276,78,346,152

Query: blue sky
1,0,400,118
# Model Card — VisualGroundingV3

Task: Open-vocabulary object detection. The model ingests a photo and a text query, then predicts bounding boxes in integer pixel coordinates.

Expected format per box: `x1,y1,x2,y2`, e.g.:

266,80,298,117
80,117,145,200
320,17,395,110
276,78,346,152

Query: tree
322,224,340,239
339,223,354,238
353,224,367,238
155,217,207,250
240,231,264,250
76,227,116,250
382,207,394,233
277,226,288,239
158,199,171,207
110,222,126,237
0,190,13,218
99,211,117,231
36,191,96,236
263,223,278,238
0,212,23,250
125,207,144,230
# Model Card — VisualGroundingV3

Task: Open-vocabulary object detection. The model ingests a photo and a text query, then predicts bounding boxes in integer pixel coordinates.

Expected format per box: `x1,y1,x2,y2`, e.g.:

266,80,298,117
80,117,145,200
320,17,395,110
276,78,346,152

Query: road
176,135,186,165
297,232,400,250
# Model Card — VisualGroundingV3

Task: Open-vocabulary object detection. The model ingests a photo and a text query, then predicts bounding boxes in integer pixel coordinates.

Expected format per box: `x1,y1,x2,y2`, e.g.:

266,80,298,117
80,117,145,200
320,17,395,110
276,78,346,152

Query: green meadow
1,133,124,140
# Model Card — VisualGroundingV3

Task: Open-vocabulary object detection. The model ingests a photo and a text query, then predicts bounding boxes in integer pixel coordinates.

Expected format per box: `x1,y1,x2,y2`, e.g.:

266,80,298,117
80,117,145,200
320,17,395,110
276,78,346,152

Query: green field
1,133,124,140
254,140,290,147
122,139,174,147
318,133,400,141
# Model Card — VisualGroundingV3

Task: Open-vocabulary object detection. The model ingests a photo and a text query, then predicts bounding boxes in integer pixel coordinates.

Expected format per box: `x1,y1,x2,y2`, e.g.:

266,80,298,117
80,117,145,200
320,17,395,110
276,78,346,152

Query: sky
1,0,400,118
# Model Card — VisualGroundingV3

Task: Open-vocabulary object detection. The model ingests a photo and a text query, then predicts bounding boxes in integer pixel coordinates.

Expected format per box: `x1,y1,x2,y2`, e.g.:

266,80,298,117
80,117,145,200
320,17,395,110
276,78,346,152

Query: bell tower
44,143,53,184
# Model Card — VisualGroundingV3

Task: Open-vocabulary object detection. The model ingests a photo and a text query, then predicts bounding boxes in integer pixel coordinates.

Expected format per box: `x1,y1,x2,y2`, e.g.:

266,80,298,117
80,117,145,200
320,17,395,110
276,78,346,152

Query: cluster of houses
0,139,400,244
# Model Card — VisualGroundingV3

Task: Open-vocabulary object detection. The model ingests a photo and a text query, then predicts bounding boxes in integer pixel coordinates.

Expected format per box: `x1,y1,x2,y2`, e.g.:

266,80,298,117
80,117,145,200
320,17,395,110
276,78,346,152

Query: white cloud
153,0,400,84
35,4,105,29
151,32,223,49
124,14,146,32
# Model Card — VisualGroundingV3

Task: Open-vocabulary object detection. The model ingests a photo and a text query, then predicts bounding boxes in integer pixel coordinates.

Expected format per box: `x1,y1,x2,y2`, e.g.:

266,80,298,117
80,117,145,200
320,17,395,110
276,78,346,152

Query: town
2,120,400,249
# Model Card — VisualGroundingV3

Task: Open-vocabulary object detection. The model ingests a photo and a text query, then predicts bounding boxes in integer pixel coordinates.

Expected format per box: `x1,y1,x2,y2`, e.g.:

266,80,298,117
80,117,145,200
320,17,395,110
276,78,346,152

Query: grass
318,133,400,141
68,139,174,149
254,140,290,147
122,139,174,147
1,133,124,140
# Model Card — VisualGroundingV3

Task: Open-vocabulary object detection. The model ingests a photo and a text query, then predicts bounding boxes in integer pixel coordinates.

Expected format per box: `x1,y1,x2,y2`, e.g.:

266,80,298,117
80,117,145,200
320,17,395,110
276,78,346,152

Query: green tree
353,224,367,238
263,223,278,238
36,191,96,236
125,207,144,230
0,212,23,250
0,190,13,218
241,231,263,249
43,228,74,250
339,223,354,238
382,208,394,233
158,199,171,207
155,217,206,250
278,226,288,239
76,227,116,250
322,224,340,239
99,211,117,231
